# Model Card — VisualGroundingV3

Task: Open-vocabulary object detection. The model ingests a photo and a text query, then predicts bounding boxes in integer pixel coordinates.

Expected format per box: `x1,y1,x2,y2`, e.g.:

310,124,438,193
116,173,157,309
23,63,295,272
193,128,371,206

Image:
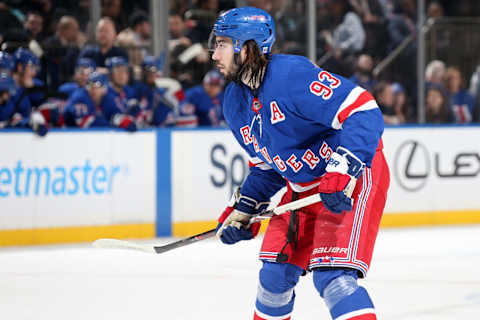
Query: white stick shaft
92,239,156,253
272,193,322,215
93,194,323,253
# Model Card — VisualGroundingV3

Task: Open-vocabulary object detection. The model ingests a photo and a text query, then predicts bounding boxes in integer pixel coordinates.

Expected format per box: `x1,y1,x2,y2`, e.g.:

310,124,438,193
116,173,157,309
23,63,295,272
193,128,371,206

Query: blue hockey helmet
203,69,225,87
142,54,164,72
13,48,39,70
209,6,275,54
87,71,109,88
0,52,14,74
76,58,97,71
105,56,128,72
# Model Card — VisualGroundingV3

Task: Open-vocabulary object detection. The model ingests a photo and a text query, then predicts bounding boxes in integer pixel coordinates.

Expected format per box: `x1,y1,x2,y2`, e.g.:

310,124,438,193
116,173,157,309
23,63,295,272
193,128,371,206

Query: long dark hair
235,40,270,88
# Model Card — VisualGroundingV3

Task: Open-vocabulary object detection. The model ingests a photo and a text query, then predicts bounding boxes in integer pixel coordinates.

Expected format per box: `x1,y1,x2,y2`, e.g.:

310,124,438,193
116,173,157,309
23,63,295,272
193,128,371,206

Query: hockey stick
92,193,322,254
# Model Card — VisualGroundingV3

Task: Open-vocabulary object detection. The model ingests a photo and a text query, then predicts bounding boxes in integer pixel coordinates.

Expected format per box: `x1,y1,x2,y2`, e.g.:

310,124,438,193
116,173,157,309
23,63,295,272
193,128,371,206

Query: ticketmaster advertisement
0,131,156,244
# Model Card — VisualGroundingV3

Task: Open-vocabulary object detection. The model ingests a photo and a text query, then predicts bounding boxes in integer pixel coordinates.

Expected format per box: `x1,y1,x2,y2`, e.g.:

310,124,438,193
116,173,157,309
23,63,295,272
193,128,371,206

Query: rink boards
1,126,480,245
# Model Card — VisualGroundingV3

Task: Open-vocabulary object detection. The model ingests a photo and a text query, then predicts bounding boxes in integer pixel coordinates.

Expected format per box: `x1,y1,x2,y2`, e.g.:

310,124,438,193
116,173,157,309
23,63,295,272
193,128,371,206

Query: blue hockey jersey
63,87,116,128
106,85,137,114
223,54,384,207
183,85,224,126
58,82,80,98
133,82,175,127
449,90,475,123
0,85,31,128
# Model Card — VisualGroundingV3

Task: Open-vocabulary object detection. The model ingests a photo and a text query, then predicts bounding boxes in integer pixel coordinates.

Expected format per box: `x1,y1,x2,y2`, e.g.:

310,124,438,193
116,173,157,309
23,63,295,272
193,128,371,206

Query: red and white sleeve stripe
249,156,272,171
331,87,378,130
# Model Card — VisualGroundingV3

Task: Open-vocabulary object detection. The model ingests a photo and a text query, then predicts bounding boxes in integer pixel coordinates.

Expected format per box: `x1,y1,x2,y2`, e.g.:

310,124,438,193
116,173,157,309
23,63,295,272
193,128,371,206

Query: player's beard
218,60,239,83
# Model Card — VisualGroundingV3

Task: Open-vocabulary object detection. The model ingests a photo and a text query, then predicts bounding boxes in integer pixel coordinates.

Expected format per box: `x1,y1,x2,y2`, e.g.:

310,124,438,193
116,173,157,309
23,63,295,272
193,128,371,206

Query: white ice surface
1,225,479,320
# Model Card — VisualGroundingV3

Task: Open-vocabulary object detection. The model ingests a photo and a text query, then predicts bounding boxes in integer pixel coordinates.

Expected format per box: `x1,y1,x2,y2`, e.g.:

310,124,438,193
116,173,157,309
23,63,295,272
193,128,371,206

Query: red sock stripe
345,313,376,320
253,311,291,320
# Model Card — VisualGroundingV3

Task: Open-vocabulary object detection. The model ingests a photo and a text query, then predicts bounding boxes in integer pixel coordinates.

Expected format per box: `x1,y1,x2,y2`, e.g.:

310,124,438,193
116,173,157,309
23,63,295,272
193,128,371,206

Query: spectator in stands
387,0,416,98
349,54,377,92
63,71,136,131
23,11,44,58
425,84,453,123
0,1,23,45
428,1,444,19
168,9,212,88
373,80,404,124
468,62,480,120
269,0,306,55
58,58,96,98
102,0,128,32
319,0,366,77
180,69,225,127
444,66,475,123
184,0,219,45
168,11,192,51
26,0,57,39
42,15,84,91
79,17,129,68
391,82,413,123
117,10,151,79
24,11,44,41
425,60,446,87
350,0,389,59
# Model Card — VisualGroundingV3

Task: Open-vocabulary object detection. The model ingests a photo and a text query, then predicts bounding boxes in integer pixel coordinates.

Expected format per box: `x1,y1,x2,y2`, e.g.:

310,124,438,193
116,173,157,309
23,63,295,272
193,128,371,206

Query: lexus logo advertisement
394,139,480,192
394,140,430,191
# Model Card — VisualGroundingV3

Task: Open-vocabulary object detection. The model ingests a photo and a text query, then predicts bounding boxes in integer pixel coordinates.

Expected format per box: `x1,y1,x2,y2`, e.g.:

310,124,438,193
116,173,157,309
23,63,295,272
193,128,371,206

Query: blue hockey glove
318,147,365,214
215,190,265,245
215,209,260,245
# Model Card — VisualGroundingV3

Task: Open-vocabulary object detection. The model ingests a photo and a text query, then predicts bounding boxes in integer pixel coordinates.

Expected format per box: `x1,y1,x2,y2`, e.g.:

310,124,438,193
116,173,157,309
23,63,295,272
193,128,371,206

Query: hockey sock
328,287,376,320
254,262,303,320
313,268,376,320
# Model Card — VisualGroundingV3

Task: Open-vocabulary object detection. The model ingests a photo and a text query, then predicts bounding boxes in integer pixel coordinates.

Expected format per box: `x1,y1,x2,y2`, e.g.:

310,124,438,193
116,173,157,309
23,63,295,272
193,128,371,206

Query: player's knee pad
313,268,359,309
257,262,303,306
255,262,303,318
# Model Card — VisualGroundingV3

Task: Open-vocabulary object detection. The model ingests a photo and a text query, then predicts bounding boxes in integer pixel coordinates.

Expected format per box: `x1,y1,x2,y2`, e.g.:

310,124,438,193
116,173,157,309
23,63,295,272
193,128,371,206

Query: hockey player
63,71,136,131
180,69,225,126
58,58,97,98
132,55,176,127
0,51,14,76
105,56,137,113
211,7,389,320
0,74,47,136
12,48,46,108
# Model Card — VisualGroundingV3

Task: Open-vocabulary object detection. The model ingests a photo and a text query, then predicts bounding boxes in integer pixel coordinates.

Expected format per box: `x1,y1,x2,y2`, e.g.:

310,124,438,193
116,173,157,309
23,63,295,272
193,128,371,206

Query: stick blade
92,238,156,254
